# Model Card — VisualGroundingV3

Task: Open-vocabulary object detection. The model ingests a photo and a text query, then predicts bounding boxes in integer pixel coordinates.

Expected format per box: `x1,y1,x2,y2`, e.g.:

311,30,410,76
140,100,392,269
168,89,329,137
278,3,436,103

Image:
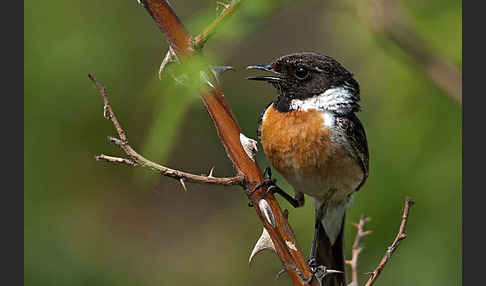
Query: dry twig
346,215,372,286
364,197,415,286
89,73,244,187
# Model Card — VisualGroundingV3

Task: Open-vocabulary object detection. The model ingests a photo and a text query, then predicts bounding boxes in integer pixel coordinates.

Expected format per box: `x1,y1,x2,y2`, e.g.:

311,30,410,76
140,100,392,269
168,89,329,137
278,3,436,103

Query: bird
247,52,369,286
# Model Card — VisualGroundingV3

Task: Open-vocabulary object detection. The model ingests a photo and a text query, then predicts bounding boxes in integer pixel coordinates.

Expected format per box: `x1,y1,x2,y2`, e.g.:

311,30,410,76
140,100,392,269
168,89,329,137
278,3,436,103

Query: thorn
240,133,258,161
103,104,110,119
285,240,298,251
258,199,276,228
199,70,216,90
306,266,345,286
210,65,235,83
179,178,187,192
208,166,215,177
326,269,344,274
248,227,276,266
107,136,123,146
363,230,373,236
158,46,178,79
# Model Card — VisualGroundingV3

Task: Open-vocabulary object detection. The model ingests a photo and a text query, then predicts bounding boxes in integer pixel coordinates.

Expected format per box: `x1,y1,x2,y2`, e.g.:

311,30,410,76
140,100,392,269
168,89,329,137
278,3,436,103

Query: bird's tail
316,212,346,286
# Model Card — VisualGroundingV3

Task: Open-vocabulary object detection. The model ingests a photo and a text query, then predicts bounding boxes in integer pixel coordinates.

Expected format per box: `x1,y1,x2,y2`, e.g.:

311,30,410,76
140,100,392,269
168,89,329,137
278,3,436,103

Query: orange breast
260,105,331,179
260,104,363,198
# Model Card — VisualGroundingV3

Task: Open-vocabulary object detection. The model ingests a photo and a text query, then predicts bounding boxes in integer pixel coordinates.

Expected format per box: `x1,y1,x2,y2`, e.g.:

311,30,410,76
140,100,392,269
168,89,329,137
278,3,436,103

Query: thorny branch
92,1,416,285
346,215,372,286
345,197,413,286
356,0,461,103
89,74,244,187
364,197,415,286
94,1,317,285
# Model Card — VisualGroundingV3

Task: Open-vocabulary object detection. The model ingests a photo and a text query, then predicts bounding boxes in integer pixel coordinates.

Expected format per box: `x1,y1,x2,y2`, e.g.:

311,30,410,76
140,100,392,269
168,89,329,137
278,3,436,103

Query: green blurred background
24,0,461,285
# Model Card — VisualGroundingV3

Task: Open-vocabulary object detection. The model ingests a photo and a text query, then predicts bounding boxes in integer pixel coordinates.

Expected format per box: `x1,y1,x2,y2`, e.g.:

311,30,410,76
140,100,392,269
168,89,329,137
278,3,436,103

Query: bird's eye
295,67,309,79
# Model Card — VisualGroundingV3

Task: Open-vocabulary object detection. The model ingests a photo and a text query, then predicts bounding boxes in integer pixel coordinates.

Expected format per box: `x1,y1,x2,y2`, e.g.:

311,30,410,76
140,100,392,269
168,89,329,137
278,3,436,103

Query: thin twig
364,197,415,286
89,74,127,142
346,215,372,286
96,154,137,166
89,73,244,187
193,0,241,50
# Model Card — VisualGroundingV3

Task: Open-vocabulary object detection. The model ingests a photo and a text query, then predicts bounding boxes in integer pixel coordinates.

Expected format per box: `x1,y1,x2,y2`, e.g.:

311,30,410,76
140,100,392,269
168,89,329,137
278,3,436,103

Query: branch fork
346,215,372,286
364,197,414,286
89,73,244,189
345,197,414,286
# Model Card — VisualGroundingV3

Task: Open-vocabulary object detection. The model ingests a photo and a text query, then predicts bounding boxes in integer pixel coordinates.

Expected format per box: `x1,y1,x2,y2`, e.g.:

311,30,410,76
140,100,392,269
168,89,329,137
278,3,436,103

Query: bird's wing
335,113,369,190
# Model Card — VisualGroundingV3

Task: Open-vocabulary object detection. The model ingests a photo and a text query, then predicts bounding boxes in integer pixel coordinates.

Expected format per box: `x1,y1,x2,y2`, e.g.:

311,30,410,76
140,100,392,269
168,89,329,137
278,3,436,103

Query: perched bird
247,52,369,286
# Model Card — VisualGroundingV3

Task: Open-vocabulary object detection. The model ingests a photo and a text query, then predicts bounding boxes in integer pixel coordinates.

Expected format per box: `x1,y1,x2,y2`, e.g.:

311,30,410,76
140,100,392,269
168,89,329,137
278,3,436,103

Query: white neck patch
289,86,355,112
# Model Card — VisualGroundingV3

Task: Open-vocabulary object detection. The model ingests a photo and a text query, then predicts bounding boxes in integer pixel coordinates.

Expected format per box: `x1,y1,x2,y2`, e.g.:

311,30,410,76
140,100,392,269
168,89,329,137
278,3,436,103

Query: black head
247,52,360,114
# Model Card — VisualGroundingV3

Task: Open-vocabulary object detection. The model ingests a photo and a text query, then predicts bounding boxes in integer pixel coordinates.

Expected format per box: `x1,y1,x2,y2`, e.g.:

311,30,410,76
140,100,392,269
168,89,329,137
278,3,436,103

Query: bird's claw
302,258,344,286
249,167,278,196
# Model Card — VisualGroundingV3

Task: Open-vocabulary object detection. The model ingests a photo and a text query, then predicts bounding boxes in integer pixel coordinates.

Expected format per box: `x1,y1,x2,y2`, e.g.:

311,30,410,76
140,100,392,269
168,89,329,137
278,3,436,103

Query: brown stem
139,0,192,57
364,197,415,286
138,1,315,285
89,74,243,187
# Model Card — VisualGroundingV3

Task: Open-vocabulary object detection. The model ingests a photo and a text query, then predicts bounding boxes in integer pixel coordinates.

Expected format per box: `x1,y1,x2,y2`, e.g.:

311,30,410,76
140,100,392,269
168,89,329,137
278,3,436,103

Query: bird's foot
303,258,343,286
249,167,304,208
249,167,277,196
248,167,275,207
275,258,343,285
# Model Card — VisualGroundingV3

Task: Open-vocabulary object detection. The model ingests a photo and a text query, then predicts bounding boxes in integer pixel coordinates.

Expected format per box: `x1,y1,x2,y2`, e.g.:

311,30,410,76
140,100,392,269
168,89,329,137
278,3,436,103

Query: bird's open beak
246,64,282,82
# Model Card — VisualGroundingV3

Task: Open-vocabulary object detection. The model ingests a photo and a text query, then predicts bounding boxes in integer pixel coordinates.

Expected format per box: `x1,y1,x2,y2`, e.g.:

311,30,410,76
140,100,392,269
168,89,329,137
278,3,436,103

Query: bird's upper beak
246,64,282,82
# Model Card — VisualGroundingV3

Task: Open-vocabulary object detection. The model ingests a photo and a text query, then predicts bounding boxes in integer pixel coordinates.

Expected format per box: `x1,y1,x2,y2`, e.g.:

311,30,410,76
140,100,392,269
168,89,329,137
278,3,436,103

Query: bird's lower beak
246,64,282,82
